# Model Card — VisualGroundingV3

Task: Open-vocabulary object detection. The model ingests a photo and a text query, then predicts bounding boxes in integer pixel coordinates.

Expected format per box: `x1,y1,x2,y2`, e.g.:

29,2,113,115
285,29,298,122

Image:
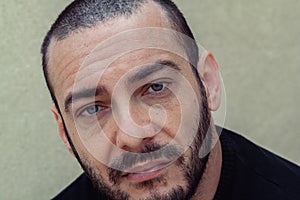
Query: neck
191,124,222,200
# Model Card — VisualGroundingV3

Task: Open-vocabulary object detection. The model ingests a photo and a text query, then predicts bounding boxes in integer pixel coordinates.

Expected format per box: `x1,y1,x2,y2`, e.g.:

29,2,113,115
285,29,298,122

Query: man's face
48,3,211,200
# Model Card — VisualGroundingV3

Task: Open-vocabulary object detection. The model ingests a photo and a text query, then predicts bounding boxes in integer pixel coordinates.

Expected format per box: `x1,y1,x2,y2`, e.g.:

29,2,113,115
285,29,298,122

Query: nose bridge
114,94,152,131
129,99,151,126
113,98,146,149
113,98,155,150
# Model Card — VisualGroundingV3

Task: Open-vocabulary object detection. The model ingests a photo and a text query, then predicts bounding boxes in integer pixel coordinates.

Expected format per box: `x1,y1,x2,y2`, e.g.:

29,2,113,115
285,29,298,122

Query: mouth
121,159,173,183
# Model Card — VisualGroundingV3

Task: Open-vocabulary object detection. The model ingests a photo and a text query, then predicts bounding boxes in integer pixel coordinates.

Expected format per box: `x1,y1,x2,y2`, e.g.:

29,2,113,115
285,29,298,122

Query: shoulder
220,128,300,200
52,173,102,200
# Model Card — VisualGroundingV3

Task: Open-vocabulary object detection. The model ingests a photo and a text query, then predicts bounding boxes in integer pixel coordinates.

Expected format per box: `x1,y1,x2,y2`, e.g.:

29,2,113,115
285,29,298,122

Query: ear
51,105,75,156
197,51,221,111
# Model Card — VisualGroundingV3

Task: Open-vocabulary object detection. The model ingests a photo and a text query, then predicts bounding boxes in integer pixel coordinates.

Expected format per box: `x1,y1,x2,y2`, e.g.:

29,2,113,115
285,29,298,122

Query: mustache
108,143,184,184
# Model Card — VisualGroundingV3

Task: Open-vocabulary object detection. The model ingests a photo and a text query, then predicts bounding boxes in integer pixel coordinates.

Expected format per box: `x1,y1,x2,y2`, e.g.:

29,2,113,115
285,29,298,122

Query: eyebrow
128,60,180,82
64,86,108,113
63,60,180,113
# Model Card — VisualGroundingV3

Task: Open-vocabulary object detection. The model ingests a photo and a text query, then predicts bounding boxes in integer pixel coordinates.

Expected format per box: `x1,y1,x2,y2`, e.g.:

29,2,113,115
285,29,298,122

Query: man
41,0,300,199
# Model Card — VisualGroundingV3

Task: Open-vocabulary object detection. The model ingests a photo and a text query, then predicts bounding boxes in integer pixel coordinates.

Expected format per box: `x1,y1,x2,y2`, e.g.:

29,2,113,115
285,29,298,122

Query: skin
48,2,222,200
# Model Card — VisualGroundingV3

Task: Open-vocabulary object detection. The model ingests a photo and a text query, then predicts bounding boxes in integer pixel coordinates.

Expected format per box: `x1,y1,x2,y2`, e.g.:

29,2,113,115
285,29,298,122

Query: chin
109,162,191,200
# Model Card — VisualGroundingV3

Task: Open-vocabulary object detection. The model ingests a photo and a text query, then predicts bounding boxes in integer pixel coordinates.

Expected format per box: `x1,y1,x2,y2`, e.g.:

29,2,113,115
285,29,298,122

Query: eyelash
143,82,169,96
79,104,106,117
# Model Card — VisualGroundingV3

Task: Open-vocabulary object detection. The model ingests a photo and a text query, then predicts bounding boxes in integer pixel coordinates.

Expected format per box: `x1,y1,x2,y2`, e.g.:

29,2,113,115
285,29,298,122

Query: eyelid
82,105,102,116
142,81,171,96
147,78,172,87
76,102,106,117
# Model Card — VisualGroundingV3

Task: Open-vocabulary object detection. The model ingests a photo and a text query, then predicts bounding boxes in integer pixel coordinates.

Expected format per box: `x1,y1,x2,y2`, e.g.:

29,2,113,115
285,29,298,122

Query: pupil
151,83,163,91
87,106,98,114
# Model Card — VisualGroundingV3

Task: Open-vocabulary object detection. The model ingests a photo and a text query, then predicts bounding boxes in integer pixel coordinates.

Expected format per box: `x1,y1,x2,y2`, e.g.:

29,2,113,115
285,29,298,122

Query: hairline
42,0,200,114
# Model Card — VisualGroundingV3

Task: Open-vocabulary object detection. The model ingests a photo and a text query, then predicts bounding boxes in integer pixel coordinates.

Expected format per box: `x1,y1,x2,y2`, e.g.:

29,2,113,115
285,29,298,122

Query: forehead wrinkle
64,85,109,113
52,46,89,75
57,50,86,71
55,55,85,82
49,46,91,90
59,61,114,106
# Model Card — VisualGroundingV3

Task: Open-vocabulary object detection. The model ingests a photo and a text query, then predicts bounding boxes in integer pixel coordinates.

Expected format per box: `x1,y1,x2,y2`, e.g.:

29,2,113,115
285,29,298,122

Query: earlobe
197,51,221,111
51,105,75,156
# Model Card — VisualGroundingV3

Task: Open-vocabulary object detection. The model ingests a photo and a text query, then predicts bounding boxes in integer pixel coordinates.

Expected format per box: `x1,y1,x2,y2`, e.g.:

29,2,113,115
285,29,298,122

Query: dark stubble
62,72,211,200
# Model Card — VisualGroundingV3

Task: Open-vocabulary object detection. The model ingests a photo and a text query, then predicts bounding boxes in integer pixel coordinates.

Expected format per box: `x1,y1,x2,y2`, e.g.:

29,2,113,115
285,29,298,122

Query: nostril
142,136,154,145
115,128,156,153
115,130,143,151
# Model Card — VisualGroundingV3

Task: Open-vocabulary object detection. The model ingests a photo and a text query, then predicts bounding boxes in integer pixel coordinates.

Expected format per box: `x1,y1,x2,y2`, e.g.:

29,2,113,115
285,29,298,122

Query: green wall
0,0,299,199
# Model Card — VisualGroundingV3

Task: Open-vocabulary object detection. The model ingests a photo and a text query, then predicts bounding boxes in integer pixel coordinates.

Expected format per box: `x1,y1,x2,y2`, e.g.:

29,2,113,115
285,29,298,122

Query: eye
80,105,103,116
144,82,169,95
149,83,164,92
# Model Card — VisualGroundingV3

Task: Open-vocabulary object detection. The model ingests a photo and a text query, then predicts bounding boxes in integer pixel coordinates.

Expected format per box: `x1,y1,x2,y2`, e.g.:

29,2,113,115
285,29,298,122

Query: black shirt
53,128,300,200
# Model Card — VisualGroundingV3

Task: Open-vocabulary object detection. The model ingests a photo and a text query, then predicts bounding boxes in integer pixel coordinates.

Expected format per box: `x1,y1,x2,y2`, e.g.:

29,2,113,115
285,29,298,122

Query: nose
113,103,155,152
115,129,153,152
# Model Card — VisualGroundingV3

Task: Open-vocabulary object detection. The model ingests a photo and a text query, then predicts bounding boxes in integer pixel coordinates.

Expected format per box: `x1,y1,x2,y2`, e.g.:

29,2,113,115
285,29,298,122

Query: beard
62,75,211,200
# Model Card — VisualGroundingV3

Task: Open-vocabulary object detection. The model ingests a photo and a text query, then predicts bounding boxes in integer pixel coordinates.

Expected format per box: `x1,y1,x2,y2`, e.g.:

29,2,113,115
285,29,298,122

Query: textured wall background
0,0,299,199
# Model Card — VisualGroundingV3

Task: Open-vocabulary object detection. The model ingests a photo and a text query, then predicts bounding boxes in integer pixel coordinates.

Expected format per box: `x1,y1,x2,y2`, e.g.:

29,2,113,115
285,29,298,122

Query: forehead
48,1,169,76
47,2,190,106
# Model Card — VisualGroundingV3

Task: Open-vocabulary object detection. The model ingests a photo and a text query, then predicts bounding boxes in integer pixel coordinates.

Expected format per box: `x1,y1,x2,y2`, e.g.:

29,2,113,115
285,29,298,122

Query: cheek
62,115,114,168
163,94,201,147
65,120,117,185
79,149,115,187
163,97,182,138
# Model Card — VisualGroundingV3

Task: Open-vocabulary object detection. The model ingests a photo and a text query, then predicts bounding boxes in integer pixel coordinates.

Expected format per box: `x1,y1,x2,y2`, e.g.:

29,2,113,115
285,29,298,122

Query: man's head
41,0,221,199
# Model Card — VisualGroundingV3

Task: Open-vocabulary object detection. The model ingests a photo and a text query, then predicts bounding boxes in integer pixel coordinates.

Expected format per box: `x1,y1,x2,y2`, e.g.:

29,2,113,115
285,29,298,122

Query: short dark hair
41,0,199,112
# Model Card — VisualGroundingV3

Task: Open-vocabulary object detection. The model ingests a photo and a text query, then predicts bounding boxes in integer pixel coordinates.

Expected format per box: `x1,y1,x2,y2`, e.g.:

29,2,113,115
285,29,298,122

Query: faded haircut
41,0,200,112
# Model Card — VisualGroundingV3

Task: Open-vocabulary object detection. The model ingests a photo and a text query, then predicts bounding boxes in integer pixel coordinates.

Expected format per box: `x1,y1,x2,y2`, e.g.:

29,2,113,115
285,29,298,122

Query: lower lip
125,167,165,183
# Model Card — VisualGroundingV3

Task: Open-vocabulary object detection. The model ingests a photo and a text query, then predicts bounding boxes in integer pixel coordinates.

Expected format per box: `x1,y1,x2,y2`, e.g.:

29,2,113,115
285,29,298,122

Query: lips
121,159,172,182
